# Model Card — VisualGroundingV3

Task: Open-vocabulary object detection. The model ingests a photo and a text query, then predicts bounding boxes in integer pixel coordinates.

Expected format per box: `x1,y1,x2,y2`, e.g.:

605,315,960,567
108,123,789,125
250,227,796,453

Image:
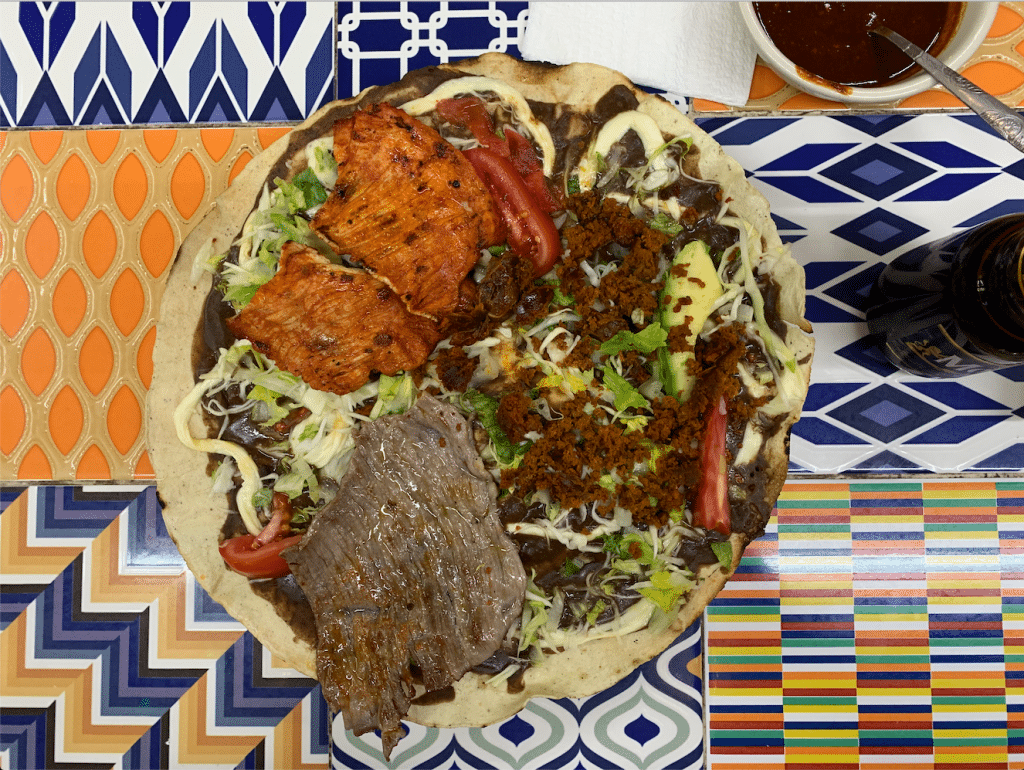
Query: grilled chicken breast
311,102,503,319
227,242,443,395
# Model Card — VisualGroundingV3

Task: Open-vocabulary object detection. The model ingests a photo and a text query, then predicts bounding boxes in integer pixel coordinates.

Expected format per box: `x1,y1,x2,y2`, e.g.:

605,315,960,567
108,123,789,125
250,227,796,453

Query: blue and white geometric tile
1,1,336,126
336,1,528,99
706,113,1024,475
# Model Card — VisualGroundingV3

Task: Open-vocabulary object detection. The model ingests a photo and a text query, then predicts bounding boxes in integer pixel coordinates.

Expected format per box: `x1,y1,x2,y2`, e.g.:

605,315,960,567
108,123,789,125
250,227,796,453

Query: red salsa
753,2,964,88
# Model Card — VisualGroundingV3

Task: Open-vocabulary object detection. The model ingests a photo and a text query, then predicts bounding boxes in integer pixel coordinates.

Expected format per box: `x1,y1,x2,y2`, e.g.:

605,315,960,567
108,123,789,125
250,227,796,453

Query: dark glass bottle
865,213,1024,378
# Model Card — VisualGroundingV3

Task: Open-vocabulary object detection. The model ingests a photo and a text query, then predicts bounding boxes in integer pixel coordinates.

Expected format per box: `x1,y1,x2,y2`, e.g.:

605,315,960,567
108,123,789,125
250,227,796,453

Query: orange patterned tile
110,268,145,336
25,211,60,278
29,130,63,165
49,386,84,456
86,130,121,164
140,210,175,278
113,152,148,221
52,268,88,336
56,153,91,220
81,210,117,278
0,387,25,455
79,326,114,396
1,152,34,221
201,128,234,162
0,269,30,337
1,128,273,481
170,152,206,219
993,3,1024,37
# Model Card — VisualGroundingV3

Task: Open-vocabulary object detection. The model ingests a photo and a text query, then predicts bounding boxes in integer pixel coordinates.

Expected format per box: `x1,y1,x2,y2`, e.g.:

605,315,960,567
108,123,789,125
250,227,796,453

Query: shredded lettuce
711,540,733,568
369,373,416,419
462,389,529,466
599,323,667,356
637,570,687,613
601,366,649,412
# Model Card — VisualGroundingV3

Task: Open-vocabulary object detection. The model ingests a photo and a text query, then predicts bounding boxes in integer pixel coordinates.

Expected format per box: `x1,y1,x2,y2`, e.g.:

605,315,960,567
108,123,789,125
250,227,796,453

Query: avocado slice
659,240,724,403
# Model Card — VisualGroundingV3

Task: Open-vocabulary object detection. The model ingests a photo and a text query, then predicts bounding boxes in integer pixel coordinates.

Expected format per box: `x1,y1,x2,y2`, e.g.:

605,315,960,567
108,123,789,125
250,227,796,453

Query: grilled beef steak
283,395,526,759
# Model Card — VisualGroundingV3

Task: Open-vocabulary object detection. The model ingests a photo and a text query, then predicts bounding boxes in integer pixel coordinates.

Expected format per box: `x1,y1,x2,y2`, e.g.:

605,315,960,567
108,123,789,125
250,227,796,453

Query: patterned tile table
3,3,1024,770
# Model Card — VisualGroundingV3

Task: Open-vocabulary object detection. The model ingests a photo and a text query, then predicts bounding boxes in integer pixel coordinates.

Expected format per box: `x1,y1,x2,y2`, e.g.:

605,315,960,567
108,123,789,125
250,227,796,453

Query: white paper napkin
520,2,757,106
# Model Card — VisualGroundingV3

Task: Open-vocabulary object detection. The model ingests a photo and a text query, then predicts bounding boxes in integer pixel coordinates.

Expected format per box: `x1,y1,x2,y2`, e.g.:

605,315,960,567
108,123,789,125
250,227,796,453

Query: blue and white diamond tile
1,2,336,125
704,114,1024,475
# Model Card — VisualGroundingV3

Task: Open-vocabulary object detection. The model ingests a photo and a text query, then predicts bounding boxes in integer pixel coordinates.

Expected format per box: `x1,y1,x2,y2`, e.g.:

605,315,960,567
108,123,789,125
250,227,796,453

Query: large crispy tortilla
148,53,813,728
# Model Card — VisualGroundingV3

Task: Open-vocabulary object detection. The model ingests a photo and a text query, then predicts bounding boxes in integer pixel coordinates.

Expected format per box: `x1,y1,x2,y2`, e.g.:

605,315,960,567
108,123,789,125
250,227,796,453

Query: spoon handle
872,25,1024,153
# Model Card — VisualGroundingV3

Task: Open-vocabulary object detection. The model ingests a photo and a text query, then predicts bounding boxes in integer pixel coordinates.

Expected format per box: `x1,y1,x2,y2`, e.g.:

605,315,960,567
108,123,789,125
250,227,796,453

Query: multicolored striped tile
707,480,1024,770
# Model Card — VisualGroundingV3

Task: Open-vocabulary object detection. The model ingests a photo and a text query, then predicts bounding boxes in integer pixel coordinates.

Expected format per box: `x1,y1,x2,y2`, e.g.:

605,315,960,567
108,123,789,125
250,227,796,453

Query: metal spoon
870,24,1024,153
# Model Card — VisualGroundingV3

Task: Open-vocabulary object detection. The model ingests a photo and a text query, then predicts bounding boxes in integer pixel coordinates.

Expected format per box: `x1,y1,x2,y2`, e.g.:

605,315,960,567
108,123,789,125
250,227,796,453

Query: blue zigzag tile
123,711,171,770
1,583,49,631
801,260,865,291
124,487,184,572
33,486,133,539
191,575,242,627
34,558,207,702
94,607,204,717
131,2,191,64
215,633,317,727
0,486,24,513
0,706,48,770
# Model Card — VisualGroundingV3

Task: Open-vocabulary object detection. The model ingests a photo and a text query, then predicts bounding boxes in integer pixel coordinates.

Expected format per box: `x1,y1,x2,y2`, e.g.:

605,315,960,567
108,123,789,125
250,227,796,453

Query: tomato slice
506,129,561,213
435,96,508,157
695,396,730,536
463,147,562,277
219,534,303,579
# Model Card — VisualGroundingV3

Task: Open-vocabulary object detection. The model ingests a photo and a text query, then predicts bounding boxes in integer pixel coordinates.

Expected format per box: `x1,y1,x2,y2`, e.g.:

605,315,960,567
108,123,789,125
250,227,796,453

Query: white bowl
738,2,998,104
